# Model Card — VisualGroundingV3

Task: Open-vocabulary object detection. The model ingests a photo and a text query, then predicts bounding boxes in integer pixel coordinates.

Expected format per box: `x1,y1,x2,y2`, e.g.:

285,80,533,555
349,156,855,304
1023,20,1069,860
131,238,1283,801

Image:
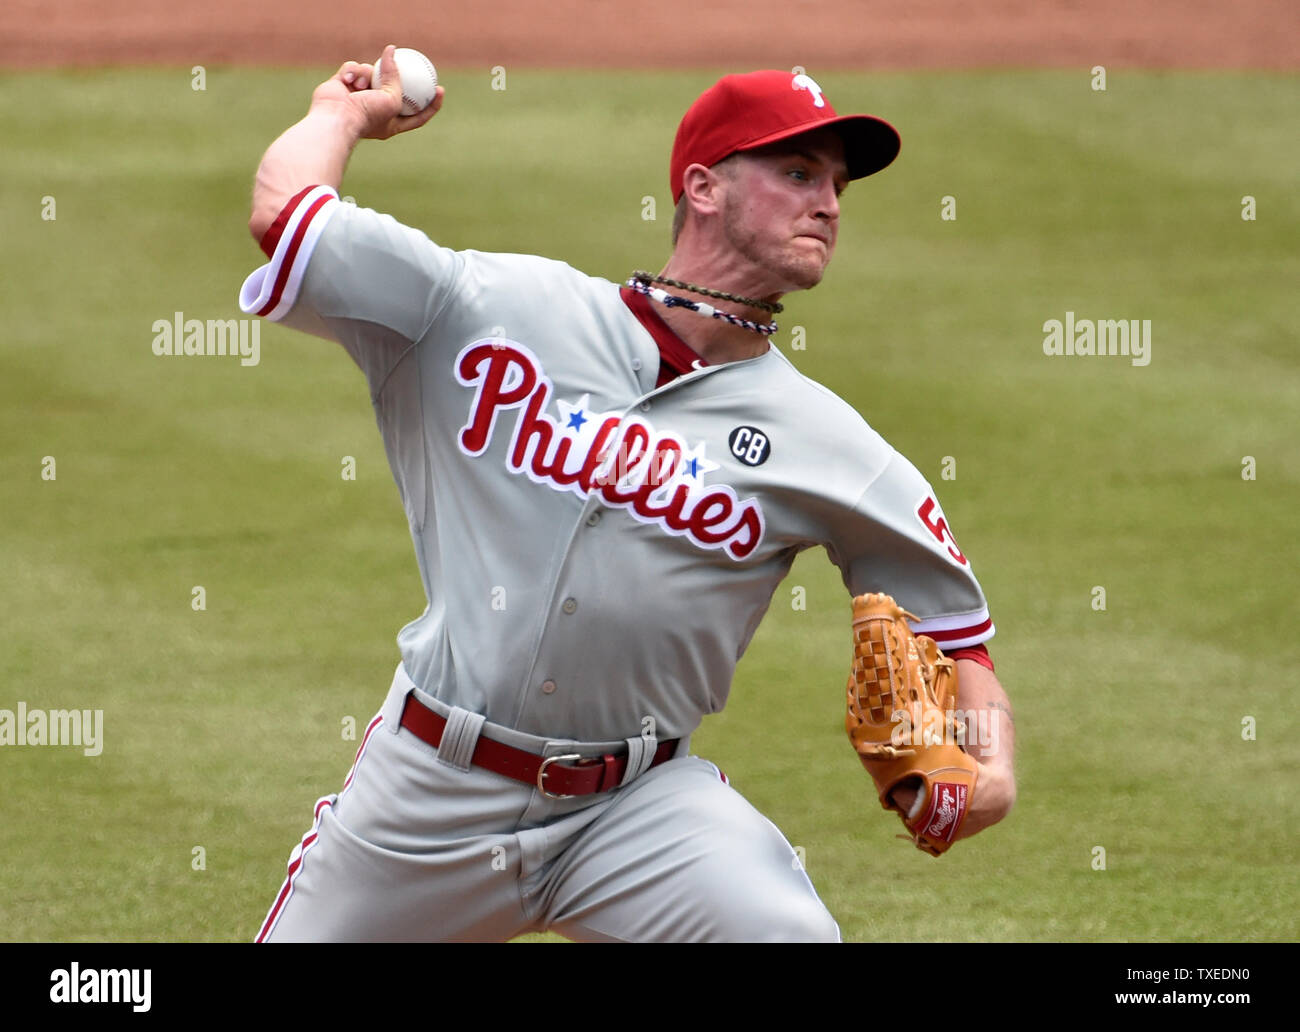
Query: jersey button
631,358,642,371
541,679,557,695
585,511,601,527
562,598,578,614
639,402,651,412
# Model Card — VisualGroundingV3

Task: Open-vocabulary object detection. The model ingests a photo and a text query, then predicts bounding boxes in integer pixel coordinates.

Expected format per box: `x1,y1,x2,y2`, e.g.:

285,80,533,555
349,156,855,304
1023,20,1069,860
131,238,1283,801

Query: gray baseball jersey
240,186,993,742
239,185,994,941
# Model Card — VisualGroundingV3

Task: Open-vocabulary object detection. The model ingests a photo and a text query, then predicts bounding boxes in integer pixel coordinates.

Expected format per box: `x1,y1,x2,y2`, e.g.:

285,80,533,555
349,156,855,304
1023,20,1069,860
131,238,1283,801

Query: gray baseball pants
257,664,840,942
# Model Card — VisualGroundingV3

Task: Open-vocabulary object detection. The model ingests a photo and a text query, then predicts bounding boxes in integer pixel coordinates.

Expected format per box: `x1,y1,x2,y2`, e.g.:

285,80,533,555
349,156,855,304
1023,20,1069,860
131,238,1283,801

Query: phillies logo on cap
791,73,826,108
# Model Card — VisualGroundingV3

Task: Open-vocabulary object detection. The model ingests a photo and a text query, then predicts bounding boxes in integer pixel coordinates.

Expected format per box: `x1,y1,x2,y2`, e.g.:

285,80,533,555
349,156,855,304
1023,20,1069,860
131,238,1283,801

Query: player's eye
788,168,809,182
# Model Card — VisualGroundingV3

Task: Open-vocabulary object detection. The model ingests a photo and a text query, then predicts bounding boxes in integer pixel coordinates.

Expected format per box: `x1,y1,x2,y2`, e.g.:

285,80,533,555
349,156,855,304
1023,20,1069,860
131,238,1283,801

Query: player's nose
817,204,839,237
813,181,840,223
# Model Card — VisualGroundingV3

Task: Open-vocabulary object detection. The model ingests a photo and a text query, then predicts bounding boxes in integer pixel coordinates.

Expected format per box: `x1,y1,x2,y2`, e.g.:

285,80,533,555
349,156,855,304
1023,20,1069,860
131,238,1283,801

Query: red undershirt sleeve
945,643,994,671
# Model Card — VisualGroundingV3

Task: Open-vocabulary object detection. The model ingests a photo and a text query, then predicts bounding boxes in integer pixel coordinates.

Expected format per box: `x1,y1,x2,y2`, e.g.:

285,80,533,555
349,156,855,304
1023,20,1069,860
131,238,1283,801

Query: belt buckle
537,753,583,800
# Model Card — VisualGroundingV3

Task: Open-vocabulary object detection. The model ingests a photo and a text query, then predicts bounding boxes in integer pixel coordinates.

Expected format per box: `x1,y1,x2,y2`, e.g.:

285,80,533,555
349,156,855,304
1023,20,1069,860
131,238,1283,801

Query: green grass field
1,67,1296,942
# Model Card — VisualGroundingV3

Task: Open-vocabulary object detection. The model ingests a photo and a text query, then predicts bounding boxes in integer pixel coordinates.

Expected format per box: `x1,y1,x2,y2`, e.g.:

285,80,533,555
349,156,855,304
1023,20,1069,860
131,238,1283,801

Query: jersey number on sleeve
917,496,968,567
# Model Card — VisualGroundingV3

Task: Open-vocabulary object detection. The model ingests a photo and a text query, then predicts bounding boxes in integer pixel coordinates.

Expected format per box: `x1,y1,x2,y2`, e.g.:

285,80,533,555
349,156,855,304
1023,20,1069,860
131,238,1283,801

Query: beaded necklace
630,271,783,314
625,276,779,336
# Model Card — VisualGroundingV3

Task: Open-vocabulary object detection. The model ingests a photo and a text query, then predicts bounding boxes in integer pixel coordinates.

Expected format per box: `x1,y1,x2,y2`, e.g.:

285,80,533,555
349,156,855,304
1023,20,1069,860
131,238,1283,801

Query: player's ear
681,162,727,218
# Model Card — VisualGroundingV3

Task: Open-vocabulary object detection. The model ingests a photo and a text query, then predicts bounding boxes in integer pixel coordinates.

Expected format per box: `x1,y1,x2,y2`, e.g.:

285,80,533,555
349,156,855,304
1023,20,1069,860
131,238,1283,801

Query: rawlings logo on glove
845,593,979,856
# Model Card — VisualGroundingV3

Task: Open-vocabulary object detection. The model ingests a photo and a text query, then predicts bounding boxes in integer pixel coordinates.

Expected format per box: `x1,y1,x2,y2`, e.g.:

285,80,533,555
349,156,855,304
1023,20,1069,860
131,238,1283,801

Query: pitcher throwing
240,47,1016,942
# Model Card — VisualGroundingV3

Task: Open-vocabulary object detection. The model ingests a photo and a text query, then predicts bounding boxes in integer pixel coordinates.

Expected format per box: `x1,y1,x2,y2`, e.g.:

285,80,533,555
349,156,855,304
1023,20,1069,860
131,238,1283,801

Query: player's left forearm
955,659,1015,768
953,658,1017,838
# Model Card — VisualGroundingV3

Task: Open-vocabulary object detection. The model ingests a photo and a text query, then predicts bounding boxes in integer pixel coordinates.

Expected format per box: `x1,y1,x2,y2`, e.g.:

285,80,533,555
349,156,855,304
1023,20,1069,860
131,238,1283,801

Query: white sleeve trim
910,608,995,650
238,186,341,322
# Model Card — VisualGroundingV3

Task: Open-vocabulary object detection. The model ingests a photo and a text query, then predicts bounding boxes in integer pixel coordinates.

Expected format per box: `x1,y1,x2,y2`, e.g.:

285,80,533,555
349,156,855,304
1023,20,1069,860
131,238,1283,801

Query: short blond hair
671,195,688,246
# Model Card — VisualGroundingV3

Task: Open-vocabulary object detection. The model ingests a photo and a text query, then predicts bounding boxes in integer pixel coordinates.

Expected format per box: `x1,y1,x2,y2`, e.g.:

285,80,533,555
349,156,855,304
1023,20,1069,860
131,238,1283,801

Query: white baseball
374,47,438,116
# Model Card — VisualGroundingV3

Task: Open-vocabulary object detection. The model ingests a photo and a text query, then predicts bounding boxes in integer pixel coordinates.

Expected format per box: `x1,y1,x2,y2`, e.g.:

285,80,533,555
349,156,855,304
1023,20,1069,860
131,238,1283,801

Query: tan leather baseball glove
845,592,978,856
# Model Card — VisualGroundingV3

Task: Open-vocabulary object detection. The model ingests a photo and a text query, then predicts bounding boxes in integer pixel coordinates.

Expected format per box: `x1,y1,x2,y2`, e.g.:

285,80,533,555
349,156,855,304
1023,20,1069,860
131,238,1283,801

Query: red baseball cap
669,70,900,203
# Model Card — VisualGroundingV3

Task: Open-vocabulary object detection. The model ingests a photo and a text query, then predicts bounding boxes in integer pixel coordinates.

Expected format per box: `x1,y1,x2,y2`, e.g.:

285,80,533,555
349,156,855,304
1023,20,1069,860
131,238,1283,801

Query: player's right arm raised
248,44,442,242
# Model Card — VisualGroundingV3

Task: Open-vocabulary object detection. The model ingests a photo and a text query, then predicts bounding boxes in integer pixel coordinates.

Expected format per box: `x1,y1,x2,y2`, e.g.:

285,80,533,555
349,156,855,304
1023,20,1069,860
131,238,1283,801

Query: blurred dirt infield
4,0,1296,69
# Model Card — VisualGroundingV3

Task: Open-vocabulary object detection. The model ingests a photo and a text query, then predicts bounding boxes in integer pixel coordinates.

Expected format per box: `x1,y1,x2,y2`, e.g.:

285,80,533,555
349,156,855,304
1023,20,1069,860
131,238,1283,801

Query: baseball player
239,48,1017,942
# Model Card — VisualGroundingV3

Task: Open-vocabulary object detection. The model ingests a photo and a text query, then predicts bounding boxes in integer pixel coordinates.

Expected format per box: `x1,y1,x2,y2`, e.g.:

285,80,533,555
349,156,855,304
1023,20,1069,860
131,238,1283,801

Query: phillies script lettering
456,340,764,560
